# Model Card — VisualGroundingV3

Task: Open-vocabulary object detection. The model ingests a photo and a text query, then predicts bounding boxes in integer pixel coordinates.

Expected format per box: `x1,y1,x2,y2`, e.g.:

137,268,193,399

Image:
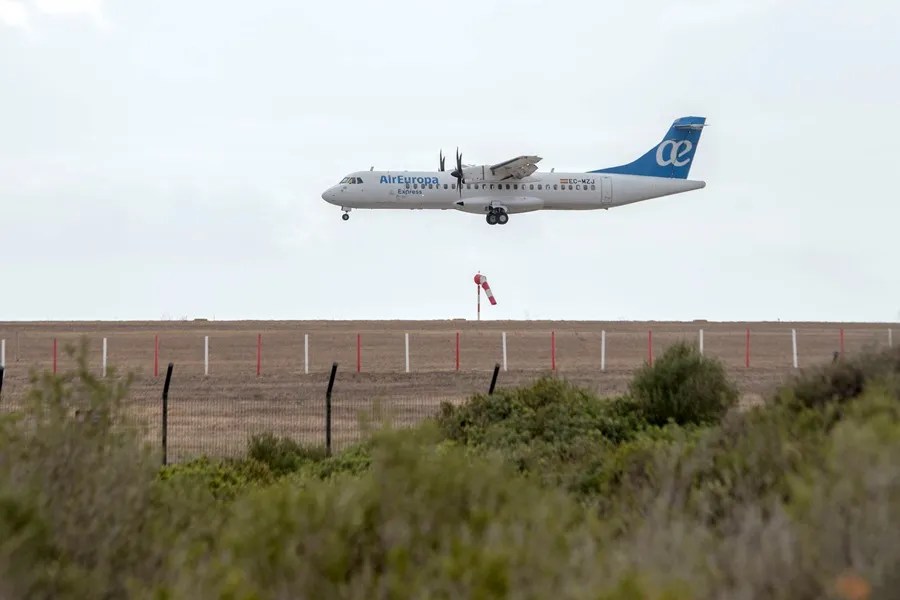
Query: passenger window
529,184,534,190
537,184,542,190
553,184,558,190
576,185,581,190
513,184,518,189
443,184,448,189
591,184,595,190
428,184,433,189
406,183,410,189
490,184,494,190
568,185,573,190
413,183,418,189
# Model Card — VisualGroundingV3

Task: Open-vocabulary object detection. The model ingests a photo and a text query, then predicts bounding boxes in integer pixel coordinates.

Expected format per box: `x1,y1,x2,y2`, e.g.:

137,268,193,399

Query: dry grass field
0,319,894,461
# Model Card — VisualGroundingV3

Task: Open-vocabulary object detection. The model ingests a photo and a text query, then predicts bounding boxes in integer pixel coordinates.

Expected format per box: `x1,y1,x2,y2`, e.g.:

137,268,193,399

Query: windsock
474,274,497,305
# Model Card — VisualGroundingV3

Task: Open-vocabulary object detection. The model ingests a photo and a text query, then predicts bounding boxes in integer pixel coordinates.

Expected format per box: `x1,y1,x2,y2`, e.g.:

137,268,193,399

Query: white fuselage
321,170,705,216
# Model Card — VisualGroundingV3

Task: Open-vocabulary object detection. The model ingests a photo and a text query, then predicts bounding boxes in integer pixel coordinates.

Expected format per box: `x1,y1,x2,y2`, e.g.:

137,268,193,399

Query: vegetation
1,340,898,598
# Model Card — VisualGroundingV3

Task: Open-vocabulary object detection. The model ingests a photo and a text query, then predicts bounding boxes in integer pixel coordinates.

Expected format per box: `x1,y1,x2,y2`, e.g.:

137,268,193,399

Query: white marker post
304,334,309,374
600,330,606,371
204,336,209,377
404,333,410,373
102,337,107,377
699,329,704,355
501,331,508,371
792,329,798,369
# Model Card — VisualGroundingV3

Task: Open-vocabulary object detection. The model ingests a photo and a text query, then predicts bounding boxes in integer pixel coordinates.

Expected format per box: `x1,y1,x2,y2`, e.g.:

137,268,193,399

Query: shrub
629,340,738,427
778,345,900,412
246,432,329,477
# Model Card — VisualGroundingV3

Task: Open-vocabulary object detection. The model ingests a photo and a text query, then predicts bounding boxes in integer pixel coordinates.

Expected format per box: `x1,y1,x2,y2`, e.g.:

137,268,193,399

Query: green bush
778,345,900,412
629,340,738,427
247,432,329,477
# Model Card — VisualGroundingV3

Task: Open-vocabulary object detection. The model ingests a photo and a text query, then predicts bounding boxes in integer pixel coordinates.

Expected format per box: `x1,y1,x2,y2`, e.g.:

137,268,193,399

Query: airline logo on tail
656,140,693,167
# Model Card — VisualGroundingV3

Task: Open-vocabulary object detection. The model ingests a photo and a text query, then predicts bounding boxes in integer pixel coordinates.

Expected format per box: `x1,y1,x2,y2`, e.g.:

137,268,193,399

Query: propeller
449,147,464,196
439,150,446,171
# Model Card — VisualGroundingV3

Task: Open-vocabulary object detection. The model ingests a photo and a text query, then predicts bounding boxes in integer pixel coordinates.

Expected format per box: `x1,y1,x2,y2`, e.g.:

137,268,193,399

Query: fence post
204,335,209,377
304,334,309,374
551,330,556,371
699,328,704,355
600,330,606,371
488,363,500,395
501,331,508,371
325,362,337,456
161,362,174,466
745,328,751,368
102,337,107,377
404,332,410,373
792,328,798,369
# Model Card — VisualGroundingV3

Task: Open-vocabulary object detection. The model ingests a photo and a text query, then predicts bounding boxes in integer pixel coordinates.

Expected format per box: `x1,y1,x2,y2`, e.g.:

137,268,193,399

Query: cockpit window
355,177,363,184
340,176,364,184
339,177,351,184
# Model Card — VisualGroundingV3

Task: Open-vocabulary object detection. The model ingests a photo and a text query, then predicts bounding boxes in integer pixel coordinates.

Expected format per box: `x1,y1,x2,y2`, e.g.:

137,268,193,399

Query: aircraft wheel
497,212,509,225
342,213,350,221
486,212,498,225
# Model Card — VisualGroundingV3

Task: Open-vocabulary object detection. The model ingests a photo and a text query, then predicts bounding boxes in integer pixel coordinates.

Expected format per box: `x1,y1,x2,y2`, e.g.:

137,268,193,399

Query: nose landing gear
341,207,351,221
486,207,509,225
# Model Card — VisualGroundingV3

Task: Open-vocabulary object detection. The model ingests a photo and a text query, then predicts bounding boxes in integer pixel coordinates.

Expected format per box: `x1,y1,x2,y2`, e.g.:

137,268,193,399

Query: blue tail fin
589,116,707,178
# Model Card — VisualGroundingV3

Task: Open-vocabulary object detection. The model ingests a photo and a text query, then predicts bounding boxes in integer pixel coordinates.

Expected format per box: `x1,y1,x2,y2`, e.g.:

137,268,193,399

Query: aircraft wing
488,155,542,180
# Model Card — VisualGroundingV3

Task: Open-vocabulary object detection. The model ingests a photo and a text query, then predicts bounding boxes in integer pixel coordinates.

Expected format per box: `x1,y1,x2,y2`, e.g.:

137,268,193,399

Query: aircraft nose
321,188,335,203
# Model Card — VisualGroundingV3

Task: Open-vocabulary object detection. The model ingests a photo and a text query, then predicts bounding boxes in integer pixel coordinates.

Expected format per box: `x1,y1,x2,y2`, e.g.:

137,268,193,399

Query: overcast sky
1,0,898,322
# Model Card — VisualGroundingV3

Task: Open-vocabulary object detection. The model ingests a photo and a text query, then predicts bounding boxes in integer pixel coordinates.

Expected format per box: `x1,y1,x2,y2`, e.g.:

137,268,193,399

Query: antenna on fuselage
370,166,374,171
551,168,555,172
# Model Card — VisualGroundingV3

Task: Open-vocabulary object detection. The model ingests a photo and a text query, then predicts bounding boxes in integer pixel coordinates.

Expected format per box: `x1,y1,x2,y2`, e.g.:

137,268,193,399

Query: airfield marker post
600,330,606,371
154,335,159,377
102,337,107,377
256,334,262,377
551,331,556,371
356,334,361,373
745,328,751,368
501,332,508,371
792,329,798,369
1,339,4,369
204,336,209,377
890,328,894,348
52,338,57,374
647,330,653,366
455,332,460,371
404,333,410,373
699,329,704,355
304,334,309,374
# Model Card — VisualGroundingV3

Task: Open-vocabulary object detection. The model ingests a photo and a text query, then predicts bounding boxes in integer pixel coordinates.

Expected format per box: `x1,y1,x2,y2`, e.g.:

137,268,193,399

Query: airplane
321,116,708,225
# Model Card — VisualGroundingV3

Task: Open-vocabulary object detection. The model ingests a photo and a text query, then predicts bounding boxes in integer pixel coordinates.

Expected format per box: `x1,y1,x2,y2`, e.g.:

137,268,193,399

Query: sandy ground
0,320,894,461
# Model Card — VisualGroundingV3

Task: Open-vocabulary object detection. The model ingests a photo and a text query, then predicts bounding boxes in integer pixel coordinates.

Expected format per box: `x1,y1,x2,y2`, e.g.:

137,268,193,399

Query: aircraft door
600,177,612,205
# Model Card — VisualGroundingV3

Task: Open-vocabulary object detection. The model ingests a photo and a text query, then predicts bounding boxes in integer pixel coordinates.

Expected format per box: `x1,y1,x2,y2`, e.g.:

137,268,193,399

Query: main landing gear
486,207,509,226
